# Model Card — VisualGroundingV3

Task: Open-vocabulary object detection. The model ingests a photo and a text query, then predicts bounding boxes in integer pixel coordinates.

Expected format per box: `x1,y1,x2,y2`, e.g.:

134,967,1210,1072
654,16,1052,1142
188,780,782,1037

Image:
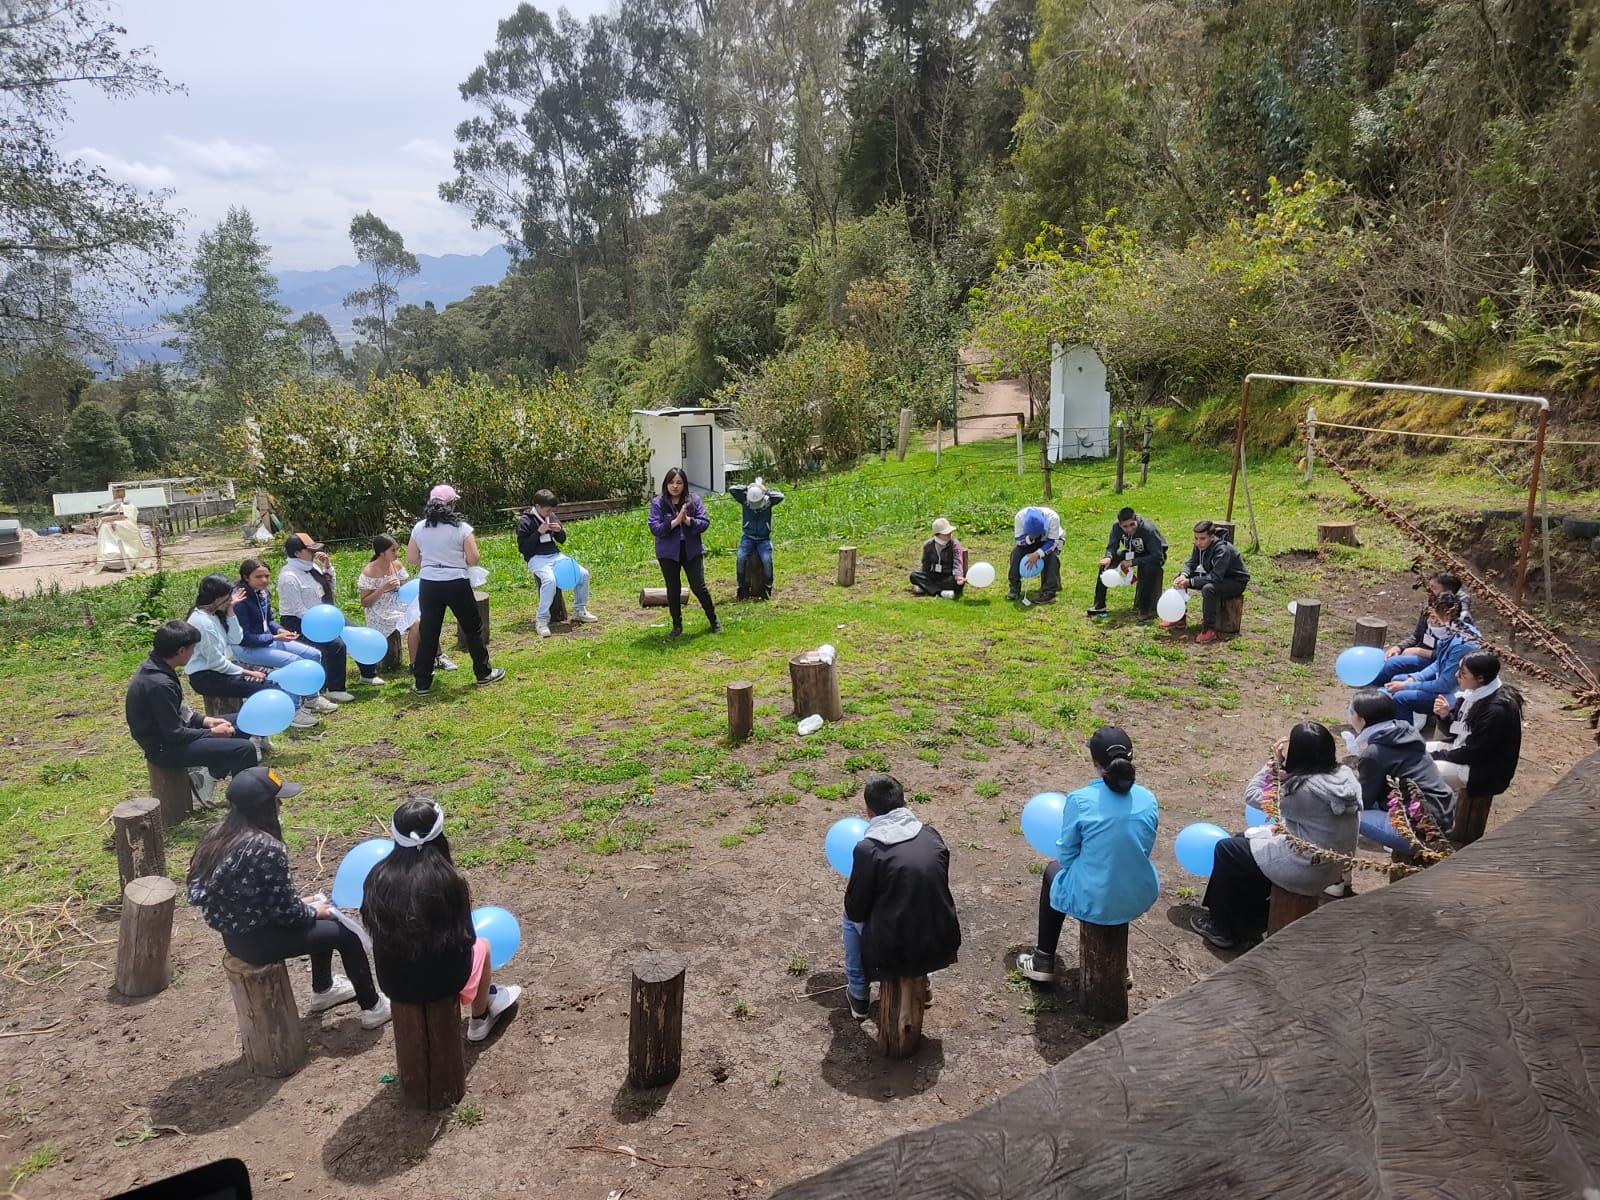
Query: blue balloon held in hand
1175,822,1229,876
1019,554,1045,579
552,554,581,590
300,603,345,643
331,839,393,908
1245,803,1271,828
268,659,325,696
343,625,388,666
472,906,522,969
235,688,295,736
1021,792,1068,857
397,578,420,604
1335,645,1386,687
824,817,869,878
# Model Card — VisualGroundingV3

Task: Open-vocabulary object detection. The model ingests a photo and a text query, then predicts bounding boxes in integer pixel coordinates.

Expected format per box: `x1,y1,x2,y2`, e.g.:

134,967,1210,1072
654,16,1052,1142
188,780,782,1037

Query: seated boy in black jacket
126,621,260,793
842,774,961,1021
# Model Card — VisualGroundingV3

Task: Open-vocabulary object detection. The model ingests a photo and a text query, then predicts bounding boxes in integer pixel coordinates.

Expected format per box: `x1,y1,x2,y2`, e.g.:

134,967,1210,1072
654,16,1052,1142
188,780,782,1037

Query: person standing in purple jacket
647,468,721,638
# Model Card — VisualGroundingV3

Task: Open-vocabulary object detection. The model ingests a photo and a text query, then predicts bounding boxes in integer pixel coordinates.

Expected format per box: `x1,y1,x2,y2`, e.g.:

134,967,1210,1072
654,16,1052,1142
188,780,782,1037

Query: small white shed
1047,343,1111,460
631,407,739,493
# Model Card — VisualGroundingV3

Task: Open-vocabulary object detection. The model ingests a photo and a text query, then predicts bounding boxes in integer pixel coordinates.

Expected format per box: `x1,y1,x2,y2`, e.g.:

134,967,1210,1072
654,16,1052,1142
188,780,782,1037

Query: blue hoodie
1049,778,1161,925
1396,621,1480,701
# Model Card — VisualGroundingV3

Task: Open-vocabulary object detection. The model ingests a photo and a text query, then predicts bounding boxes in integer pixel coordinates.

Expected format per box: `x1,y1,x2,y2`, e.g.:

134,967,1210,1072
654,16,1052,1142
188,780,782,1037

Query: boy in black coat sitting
842,774,961,1021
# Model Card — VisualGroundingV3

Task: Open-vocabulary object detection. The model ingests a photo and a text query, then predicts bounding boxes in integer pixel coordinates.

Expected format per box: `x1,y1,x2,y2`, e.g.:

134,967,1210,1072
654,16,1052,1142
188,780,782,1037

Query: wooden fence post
1114,419,1126,493
112,796,166,890
115,876,178,997
1139,414,1152,486
628,950,687,1088
1289,599,1322,663
896,408,914,461
726,681,754,742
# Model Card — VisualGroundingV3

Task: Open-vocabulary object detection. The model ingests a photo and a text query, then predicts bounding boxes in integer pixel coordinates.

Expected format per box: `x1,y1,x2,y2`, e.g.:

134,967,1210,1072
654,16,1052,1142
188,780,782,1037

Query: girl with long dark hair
405,485,503,695
184,574,314,728
647,467,721,637
361,799,520,1042
233,557,323,674
187,767,389,1027
356,533,427,686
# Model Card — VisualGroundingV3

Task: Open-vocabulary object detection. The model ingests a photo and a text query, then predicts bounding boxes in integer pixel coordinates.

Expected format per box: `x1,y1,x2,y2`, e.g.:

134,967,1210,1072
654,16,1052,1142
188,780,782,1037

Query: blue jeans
527,554,590,624
1390,689,1436,724
1374,654,1428,686
841,916,867,1000
1358,808,1413,852
233,639,323,671
737,535,773,597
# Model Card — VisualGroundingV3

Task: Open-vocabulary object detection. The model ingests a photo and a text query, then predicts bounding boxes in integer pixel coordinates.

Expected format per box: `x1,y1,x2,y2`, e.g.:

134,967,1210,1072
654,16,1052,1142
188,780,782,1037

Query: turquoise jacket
1049,779,1161,925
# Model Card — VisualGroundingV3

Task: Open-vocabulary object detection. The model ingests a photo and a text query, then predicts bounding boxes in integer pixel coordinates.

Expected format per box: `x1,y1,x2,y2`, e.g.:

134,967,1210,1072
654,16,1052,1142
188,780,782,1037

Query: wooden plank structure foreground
776,751,1600,1199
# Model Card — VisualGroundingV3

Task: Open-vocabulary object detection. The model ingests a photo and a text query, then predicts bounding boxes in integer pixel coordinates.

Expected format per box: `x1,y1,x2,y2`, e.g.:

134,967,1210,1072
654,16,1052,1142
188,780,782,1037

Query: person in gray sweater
1190,722,1360,949
1348,688,1454,853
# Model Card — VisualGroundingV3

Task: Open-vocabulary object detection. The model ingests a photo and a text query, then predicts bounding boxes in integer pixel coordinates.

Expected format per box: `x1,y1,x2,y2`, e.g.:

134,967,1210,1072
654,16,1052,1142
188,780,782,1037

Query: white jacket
184,609,244,676
277,558,335,618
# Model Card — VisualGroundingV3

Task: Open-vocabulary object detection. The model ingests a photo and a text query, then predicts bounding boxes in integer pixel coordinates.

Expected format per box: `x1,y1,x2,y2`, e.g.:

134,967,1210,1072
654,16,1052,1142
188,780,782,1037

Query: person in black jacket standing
125,621,259,781
1088,506,1167,620
842,774,961,1021
1429,650,1522,839
1171,519,1250,643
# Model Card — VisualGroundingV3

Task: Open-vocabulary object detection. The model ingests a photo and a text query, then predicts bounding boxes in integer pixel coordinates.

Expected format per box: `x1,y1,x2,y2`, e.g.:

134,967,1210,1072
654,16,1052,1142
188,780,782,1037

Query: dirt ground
0,526,246,599
1,556,1592,1199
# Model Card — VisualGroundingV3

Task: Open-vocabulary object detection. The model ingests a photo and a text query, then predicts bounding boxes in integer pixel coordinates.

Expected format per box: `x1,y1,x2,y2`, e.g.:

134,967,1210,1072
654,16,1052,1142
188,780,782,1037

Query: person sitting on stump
1088,506,1167,620
1429,649,1523,820
1017,726,1159,983
1384,570,1472,669
909,517,966,598
729,477,784,600
516,488,598,639
1347,688,1454,854
842,774,961,1021
1169,520,1250,642
184,574,315,731
276,533,352,712
1008,505,1062,603
1189,722,1361,950
1382,592,1479,725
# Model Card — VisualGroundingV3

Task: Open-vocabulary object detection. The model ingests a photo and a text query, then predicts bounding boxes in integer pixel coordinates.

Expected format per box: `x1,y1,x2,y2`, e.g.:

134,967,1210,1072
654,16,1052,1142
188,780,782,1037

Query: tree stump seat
393,995,466,1109
1267,884,1320,935
146,761,192,827
878,974,928,1057
223,955,307,1078
1217,594,1245,636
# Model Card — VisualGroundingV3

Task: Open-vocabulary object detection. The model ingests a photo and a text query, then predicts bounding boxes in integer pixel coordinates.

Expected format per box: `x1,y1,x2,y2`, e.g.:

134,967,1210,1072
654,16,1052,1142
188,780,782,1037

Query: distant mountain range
110,246,512,367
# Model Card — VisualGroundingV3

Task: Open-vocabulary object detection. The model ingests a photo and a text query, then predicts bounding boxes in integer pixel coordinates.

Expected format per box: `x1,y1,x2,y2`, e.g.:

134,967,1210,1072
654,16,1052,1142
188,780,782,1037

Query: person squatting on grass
234,557,324,677
842,774,961,1021
276,532,353,712
516,488,598,639
407,485,504,695
187,766,392,1030
184,574,314,729
729,477,784,600
1088,506,1167,620
1380,592,1480,724
126,620,260,784
1017,726,1159,984
356,534,422,685
647,468,721,637
1189,723,1360,950
1428,650,1523,807
1170,519,1250,642
909,517,966,598
1382,570,1472,672
361,799,521,1044
1008,505,1062,603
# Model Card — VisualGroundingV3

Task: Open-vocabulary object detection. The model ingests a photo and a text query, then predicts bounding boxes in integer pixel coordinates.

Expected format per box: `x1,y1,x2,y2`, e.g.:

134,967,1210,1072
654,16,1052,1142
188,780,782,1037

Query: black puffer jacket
844,811,960,981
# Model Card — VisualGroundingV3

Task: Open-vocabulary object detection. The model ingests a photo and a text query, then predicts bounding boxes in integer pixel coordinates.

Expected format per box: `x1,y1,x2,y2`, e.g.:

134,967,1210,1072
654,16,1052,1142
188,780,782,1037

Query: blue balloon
552,554,581,590
1175,822,1230,876
268,659,325,696
1021,792,1068,856
1019,554,1045,579
331,839,394,908
1335,645,1386,687
300,603,345,643
472,905,522,969
343,625,387,666
1245,803,1271,828
235,688,295,736
824,817,869,878
396,578,420,604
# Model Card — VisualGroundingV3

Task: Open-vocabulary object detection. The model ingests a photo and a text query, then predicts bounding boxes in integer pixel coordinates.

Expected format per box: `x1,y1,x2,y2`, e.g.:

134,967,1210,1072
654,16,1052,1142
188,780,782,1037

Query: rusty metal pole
1513,406,1549,611
1226,378,1252,522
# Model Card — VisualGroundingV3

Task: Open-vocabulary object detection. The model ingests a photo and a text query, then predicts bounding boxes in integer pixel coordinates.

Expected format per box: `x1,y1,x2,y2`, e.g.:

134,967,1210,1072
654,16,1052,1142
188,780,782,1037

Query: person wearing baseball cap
186,767,391,1029
909,517,966,598
276,531,353,709
406,484,504,694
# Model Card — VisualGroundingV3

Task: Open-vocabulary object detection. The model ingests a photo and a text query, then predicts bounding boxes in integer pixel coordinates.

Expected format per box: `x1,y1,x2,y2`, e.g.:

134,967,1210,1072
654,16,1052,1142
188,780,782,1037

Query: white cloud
163,136,280,180
71,147,178,191
400,137,454,171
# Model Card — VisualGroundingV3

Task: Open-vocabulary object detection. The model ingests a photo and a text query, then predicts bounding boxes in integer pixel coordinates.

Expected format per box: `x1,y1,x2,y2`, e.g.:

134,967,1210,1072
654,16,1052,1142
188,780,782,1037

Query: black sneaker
409,684,430,697
1190,912,1236,949
709,620,723,633
1036,594,1058,605
1017,951,1057,983
667,625,683,638
847,991,871,1021
475,668,505,686
1085,607,1108,618
1006,592,1022,603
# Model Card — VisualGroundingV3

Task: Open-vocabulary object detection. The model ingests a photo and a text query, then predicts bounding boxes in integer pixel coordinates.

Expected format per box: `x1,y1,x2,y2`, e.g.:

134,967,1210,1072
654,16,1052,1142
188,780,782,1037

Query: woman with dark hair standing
185,574,315,729
187,766,390,1028
406,485,504,696
1017,726,1160,984
647,467,721,638
1189,722,1361,949
362,799,521,1042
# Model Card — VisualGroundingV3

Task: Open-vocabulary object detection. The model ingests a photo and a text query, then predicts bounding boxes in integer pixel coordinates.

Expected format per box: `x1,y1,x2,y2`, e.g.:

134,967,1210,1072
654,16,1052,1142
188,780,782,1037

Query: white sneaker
250,735,273,757
466,984,520,1042
325,691,356,704
571,608,599,624
536,624,551,639
307,974,357,1013
939,590,955,600
357,675,385,686
188,767,218,808
290,709,319,728
359,994,392,1029
435,654,459,671
307,695,339,715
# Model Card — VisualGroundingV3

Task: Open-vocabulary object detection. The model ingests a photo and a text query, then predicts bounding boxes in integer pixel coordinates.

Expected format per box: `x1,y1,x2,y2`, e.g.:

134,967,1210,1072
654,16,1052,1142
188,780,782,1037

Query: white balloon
967,561,996,588
1100,568,1123,588
1156,588,1187,623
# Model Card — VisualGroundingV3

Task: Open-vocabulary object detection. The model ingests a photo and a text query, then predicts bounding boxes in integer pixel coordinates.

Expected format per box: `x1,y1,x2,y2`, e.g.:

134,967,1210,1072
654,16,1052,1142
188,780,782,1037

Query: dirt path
934,348,1036,448
0,526,246,599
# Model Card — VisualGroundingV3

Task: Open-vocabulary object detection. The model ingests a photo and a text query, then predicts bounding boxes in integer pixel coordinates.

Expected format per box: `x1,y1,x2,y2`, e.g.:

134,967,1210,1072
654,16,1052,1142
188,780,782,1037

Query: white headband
392,803,445,849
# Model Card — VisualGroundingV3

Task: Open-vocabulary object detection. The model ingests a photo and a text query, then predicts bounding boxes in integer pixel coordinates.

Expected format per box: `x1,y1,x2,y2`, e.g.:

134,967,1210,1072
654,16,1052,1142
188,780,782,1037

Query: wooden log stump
380,629,405,674
1353,617,1388,648
789,654,843,722
837,546,857,587
548,588,568,624
112,796,166,890
741,553,767,600
640,587,670,608
1451,793,1494,846
1078,921,1129,1022
1210,521,1236,544
1217,594,1245,636
1267,885,1320,935
1317,521,1360,546
223,955,307,1078
456,589,491,650
878,975,927,1058
628,950,687,1089
727,681,754,742
393,996,467,1110
1289,599,1322,663
146,761,192,827
116,876,178,997
203,694,242,718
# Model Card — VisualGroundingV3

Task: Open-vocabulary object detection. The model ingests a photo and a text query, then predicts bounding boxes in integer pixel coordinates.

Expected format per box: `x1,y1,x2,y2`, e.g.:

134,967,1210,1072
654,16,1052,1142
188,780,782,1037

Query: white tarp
92,504,154,574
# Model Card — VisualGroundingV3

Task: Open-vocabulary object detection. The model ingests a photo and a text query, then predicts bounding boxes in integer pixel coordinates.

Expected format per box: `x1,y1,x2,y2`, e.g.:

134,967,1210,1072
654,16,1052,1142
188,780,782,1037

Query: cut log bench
381,629,406,674
1317,521,1360,546
1267,885,1321,935
1353,617,1388,648
1289,598,1322,662
1078,921,1130,1022
223,955,306,1078
146,762,193,827
726,681,754,742
1217,594,1245,637
1451,793,1494,846
628,950,686,1089
202,694,242,718
112,796,166,889
837,546,857,588
789,653,843,723
639,587,670,607
393,996,467,1110
878,975,928,1058
115,876,178,998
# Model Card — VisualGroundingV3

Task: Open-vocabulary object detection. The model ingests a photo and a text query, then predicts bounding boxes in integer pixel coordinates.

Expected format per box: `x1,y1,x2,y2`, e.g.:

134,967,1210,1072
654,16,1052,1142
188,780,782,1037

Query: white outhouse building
1047,343,1112,460
631,407,749,493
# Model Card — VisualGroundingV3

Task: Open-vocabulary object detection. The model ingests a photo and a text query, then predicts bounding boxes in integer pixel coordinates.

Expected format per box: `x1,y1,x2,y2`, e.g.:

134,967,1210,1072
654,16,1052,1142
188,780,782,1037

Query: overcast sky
68,0,610,272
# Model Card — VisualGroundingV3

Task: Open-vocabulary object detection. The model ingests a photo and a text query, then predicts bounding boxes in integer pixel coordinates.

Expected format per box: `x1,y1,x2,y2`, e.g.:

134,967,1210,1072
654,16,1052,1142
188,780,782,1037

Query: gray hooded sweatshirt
1245,763,1362,894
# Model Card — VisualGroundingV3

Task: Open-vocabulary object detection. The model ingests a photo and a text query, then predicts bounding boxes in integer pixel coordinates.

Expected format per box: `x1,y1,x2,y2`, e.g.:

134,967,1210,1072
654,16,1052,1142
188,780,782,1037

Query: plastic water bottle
797,714,824,735
817,644,836,664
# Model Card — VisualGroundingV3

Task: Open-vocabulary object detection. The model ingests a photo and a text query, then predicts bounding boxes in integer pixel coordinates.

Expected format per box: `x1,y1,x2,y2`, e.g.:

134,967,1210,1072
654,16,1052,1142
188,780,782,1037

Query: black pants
148,736,259,778
414,577,491,688
1197,579,1247,632
909,570,964,597
223,917,380,1008
188,670,296,708
1202,834,1272,939
1093,564,1163,616
659,555,717,630
1035,859,1068,956
279,615,348,691
1008,544,1061,599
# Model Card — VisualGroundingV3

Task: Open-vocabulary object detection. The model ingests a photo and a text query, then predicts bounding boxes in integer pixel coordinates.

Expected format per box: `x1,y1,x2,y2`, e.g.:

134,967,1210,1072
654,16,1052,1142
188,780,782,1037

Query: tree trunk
146,762,192,828
115,876,177,997
789,655,843,722
393,996,466,1110
1078,921,1129,1022
224,955,307,1078
628,950,686,1089
836,547,857,587
1354,617,1388,648
1267,885,1320,935
1289,599,1322,663
877,975,927,1058
112,796,166,890
726,681,754,743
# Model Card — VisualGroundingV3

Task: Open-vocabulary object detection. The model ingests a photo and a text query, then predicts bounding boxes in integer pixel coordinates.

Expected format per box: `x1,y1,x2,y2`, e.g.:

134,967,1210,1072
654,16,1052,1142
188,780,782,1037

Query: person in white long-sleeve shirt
185,575,315,728
1008,505,1062,603
275,532,353,708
